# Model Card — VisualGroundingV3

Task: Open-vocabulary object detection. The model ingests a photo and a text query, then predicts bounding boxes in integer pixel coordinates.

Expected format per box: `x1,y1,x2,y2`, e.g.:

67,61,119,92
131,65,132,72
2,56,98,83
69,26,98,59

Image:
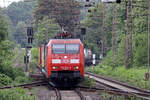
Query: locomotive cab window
52,44,65,54
66,44,79,54
52,44,79,54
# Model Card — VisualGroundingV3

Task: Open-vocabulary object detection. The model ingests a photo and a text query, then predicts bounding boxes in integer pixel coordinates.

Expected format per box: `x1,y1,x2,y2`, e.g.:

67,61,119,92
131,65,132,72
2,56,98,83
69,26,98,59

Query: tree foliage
34,0,81,33
0,88,36,100
0,13,26,82
0,16,7,42
15,21,27,47
0,74,12,86
6,1,35,26
34,17,61,46
82,0,149,67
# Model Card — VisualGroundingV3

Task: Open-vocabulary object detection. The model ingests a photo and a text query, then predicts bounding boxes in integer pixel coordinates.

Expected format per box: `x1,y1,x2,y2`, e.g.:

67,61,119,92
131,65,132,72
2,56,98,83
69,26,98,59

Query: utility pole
130,0,133,67
125,1,129,68
112,4,117,56
101,3,106,58
125,0,133,68
146,0,150,80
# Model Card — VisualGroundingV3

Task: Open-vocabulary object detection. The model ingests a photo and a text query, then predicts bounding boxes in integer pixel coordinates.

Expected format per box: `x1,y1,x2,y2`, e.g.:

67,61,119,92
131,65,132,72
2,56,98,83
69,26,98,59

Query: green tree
0,16,7,42
34,0,81,34
6,1,35,26
35,17,61,46
81,0,149,67
14,21,27,47
0,40,15,78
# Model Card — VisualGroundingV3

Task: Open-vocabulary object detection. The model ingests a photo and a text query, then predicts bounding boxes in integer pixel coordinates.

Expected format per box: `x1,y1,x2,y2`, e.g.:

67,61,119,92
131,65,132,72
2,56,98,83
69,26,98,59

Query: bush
101,34,148,67
29,48,39,73
0,74,12,86
101,36,125,67
81,76,95,86
0,40,17,80
31,48,38,63
0,66,26,80
13,68,25,78
0,88,37,100
14,76,30,84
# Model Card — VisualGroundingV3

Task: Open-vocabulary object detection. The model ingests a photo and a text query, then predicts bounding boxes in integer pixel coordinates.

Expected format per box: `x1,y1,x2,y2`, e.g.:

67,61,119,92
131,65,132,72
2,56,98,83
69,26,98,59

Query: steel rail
0,81,46,89
74,88,86,100
78,85,150,100
54,88,62,100
86,72,150,98
47,82,62,100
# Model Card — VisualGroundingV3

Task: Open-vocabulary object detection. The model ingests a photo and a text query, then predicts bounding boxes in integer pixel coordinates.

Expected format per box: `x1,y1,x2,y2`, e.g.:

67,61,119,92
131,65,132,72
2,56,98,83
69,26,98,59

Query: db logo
62,59,69,63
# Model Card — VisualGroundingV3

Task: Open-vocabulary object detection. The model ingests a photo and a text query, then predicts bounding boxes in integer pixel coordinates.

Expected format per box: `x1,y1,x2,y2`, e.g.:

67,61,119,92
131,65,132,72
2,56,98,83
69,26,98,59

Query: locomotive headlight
52,66,58,69
74,66,79,70
76,66,79,69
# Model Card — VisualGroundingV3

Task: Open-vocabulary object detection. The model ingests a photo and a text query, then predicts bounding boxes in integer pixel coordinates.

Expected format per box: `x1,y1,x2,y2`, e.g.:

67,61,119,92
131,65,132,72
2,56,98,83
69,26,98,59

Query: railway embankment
86,64,150,90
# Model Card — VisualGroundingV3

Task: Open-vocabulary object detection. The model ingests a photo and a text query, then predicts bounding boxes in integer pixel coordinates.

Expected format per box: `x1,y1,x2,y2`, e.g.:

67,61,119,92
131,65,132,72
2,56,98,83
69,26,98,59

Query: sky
0,0,23,8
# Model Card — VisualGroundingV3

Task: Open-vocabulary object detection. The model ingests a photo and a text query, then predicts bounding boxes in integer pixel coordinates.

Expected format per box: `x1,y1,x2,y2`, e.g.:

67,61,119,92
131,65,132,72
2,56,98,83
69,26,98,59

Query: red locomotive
38,39,84,87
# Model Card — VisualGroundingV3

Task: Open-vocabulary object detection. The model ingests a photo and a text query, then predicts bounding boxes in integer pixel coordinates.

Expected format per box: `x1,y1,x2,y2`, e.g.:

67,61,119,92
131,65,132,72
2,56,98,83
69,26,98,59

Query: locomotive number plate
61,66,71,70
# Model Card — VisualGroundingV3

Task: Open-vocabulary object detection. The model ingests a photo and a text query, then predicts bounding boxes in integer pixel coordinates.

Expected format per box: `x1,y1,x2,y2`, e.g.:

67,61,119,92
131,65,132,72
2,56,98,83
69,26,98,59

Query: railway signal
24,56,29,63
27,27,34,44
27,27,34,36
88,9,91,12
101,0,121,3
85,0,121,8
25,26,34,76
28,38,33,44
116,0,121,3
81,28,86,35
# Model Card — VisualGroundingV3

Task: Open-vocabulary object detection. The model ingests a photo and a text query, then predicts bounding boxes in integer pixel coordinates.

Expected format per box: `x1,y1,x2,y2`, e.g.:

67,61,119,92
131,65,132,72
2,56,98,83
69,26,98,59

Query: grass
86,64,150,89
80,76,96,87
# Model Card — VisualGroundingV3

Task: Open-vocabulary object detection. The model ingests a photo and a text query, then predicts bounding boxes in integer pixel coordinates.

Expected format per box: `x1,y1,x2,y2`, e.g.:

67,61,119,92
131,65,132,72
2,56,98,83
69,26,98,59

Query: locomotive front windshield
52,44,79,54
52,44,65,54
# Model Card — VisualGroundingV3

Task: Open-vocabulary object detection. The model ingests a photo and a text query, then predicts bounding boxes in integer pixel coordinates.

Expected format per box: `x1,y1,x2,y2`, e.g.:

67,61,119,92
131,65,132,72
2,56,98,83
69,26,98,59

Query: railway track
47,83,86,100
0,80,47,89
2,71,149,99
0,81,86,100
74,88,86,100
86,72,150,99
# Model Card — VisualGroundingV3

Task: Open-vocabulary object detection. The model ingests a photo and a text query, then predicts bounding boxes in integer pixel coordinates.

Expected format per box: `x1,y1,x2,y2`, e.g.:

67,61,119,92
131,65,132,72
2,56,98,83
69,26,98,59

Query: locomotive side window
52,44,65,54
66,44,79,54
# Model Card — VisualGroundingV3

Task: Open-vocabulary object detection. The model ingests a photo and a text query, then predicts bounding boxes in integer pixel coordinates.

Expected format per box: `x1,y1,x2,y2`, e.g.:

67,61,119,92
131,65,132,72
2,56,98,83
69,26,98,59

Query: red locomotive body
39,39,84,87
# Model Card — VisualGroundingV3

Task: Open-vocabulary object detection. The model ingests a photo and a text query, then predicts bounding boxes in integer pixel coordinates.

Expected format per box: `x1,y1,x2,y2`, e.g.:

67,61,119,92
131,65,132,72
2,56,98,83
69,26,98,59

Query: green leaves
34,17,61,46
34,0,81,33
0,74,12,86
0,17,7,42
15,21,27,47
7,1,34,26
0,88,37,100
134,34,147,66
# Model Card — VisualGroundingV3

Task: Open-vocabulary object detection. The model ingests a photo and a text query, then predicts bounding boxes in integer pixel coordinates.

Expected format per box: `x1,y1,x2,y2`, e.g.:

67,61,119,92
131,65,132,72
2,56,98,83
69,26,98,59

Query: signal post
24,27,34,76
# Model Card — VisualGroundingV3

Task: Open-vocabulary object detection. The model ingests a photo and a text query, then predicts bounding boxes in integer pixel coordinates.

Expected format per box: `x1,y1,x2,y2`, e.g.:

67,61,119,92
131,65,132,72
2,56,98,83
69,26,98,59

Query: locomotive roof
50,39,80,40
47,39,82,46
